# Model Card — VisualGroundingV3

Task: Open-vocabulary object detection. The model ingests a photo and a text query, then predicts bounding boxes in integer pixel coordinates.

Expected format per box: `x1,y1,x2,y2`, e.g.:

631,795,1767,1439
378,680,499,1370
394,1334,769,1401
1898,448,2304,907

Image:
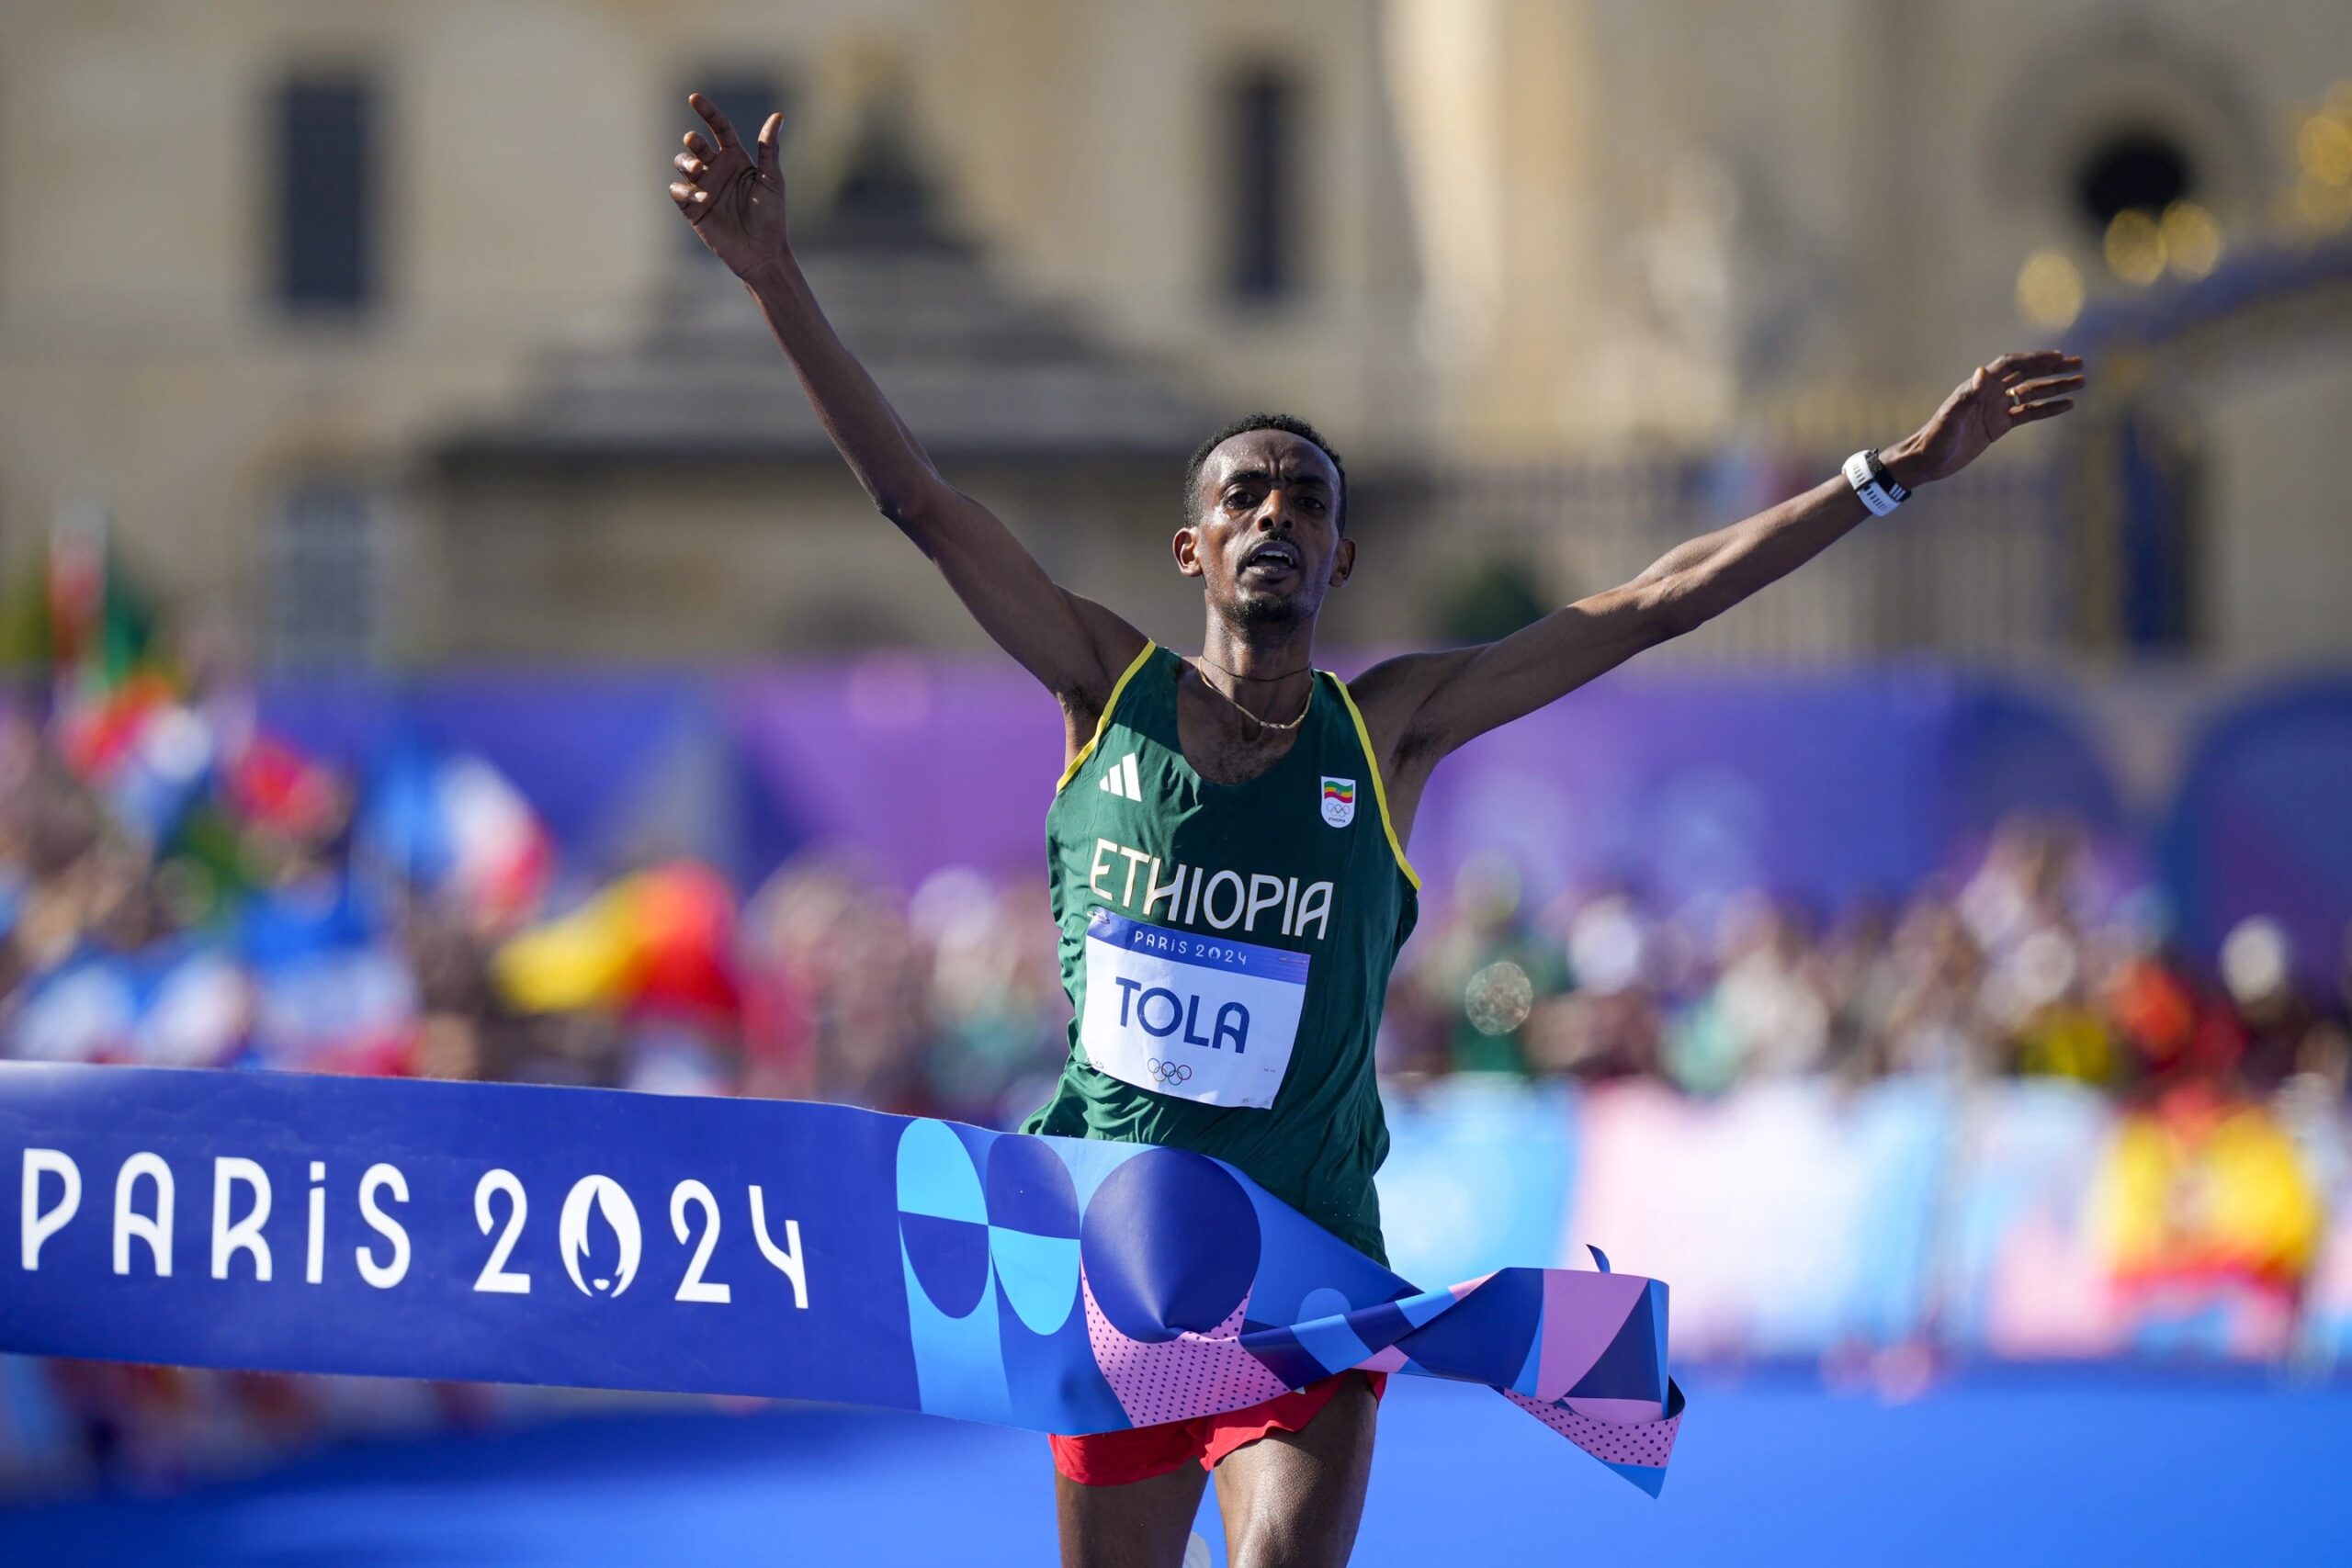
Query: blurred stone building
0,1,2346,666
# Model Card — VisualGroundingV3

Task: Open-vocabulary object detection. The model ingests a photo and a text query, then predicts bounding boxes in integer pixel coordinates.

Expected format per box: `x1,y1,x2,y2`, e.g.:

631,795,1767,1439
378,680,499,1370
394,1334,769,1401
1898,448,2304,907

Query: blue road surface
4,1369,2348,1565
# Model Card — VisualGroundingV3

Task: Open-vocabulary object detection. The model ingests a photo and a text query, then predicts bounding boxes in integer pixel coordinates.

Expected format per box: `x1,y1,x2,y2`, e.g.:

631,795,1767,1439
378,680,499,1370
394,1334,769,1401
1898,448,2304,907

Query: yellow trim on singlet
1329,674,1422,892
1055,640,1160,793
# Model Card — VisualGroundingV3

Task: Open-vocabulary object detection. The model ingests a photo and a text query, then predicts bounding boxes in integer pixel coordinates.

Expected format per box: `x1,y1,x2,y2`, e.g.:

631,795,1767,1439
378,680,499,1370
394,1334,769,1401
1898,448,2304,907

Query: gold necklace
1191,660,1315,733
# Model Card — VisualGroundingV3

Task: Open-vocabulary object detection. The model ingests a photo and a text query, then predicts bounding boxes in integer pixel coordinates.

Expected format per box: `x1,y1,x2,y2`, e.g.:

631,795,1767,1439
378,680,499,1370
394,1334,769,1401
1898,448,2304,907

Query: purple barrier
2166,677,2352,992
724,658,1069,887
720,660,2128,908
256,660,2130,915
1405,668,2121,913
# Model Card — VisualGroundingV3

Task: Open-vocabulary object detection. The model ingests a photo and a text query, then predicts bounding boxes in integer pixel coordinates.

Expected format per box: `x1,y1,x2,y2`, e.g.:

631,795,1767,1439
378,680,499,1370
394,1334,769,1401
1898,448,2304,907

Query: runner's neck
1194,619,1318,726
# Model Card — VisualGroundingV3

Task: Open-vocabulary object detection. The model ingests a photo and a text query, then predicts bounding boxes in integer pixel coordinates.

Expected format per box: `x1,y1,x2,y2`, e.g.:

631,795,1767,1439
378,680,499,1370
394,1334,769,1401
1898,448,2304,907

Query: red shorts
1049,1371,1387,1486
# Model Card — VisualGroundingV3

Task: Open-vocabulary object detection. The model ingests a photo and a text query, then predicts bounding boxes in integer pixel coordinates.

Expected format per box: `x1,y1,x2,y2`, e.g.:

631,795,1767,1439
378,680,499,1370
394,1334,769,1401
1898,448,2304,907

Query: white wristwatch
1842,448,1910,517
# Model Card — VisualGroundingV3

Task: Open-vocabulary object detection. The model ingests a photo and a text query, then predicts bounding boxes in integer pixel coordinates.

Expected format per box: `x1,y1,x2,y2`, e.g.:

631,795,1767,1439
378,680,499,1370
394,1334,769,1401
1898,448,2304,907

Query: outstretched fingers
673,98,748,222
2008,373,2086,405
688,92,742,151
670,93,786,265
1973,353,2088,434
2004,368,2086,425
757,111,783,181
1990,349,2084,384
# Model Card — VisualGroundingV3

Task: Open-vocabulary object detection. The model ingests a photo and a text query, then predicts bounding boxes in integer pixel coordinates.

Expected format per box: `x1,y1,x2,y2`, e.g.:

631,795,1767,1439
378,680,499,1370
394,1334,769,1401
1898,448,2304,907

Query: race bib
1079,908,1308,1109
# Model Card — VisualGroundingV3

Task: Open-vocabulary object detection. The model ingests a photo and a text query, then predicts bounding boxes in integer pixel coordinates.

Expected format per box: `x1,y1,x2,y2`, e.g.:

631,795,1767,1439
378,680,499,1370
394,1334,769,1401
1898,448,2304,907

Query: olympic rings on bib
1146,1058,1193,1086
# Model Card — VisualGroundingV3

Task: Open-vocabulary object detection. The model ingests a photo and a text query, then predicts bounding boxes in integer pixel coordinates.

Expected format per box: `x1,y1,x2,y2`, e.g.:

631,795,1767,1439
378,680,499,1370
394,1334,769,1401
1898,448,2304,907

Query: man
667,94,2081,1568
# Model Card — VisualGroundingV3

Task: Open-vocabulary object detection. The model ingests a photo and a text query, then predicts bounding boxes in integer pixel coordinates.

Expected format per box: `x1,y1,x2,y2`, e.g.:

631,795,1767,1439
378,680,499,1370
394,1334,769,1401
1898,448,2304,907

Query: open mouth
1239,540,1302,578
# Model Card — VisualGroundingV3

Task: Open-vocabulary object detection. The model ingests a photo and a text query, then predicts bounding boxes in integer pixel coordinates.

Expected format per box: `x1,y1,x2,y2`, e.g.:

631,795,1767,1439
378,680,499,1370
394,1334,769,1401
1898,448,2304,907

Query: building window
267,482,384,668
273,73,379,313
1223,66,1302,302
2075,130,2194,231
678,72,787,257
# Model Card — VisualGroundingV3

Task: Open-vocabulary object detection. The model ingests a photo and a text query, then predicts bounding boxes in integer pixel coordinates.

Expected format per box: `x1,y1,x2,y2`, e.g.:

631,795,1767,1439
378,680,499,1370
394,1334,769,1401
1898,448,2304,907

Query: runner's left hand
1884,350,2086,490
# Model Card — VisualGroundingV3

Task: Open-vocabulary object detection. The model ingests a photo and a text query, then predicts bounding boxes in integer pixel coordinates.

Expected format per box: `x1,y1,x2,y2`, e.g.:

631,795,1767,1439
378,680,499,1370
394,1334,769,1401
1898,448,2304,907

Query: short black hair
1183,412,1347,531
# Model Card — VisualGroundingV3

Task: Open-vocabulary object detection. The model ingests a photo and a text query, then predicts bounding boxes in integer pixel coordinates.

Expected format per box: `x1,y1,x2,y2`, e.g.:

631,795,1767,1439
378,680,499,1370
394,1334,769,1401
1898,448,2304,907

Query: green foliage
1437,554,1550,645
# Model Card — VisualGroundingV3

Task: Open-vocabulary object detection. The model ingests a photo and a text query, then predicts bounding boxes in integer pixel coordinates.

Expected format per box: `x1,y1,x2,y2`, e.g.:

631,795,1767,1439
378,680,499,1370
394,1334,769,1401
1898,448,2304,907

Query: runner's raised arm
668,94,1145,738
1345,350,2085,836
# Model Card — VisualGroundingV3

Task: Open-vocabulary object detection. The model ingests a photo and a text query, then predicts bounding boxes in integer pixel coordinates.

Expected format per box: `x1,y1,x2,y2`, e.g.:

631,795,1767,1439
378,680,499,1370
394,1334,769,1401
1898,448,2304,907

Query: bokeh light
2016,249,2085,327
2159,201,2222,280
1464,960,1535,1036
2103,209,2166,284
2301,112,2352,186
2295,176,2352,231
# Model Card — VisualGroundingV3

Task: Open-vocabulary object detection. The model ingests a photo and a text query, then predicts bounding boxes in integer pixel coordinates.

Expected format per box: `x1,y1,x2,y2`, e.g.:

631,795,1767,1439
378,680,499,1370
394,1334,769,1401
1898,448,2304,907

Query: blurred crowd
1381,824,2352,1110
6,684,2351,1125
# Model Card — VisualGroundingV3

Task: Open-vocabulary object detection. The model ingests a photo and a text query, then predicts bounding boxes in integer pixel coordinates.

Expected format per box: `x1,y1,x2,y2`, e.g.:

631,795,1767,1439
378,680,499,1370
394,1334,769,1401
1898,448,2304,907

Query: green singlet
1021,642,1420,1262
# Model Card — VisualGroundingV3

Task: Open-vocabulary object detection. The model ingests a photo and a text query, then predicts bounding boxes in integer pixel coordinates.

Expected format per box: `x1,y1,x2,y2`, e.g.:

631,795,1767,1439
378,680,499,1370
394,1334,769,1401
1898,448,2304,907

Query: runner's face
1176,432,1351,626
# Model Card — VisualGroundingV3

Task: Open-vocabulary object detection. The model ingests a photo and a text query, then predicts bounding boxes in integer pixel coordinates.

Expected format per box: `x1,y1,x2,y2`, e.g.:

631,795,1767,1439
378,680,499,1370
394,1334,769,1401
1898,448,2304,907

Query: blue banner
0,1064,1681,1492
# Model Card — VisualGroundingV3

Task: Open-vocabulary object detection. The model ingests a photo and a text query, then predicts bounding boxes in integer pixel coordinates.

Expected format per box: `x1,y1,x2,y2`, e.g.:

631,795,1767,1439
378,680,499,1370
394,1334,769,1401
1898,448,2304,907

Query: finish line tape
0,1063,1681,1494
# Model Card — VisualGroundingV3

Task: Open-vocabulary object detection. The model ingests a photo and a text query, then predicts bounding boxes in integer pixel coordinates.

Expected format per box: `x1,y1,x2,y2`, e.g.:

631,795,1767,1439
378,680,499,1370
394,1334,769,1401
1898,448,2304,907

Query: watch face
1844,452,1900,515
1862,451,1903,500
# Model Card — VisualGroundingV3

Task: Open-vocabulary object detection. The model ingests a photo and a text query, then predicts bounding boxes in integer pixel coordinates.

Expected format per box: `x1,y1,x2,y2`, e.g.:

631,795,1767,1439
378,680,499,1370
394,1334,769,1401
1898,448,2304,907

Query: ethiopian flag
1319,775,1356,828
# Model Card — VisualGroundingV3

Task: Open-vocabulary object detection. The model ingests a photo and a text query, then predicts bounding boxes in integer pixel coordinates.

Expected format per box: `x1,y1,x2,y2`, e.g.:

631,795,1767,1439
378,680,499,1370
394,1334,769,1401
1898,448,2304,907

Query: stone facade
0,2,2345,664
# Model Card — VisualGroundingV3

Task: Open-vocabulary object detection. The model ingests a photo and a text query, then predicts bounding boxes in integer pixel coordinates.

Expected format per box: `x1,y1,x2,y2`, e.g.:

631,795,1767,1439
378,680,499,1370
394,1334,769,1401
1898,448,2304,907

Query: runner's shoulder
1050,597,1153,767
1054,592,1153,714
1340,648,1476,764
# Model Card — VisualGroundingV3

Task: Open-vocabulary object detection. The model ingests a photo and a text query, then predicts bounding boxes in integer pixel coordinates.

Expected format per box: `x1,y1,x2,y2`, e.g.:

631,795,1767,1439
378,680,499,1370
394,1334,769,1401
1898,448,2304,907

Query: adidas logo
1097,751,1144,801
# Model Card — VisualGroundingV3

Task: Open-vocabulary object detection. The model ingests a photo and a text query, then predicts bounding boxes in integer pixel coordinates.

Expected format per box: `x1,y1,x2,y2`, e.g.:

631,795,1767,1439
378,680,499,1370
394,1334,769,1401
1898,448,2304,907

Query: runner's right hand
669,93,790,282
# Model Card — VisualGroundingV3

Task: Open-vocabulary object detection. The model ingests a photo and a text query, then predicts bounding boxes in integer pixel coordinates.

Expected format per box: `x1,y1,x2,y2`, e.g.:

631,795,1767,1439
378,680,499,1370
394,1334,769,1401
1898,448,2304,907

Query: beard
1222,581,1312,630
